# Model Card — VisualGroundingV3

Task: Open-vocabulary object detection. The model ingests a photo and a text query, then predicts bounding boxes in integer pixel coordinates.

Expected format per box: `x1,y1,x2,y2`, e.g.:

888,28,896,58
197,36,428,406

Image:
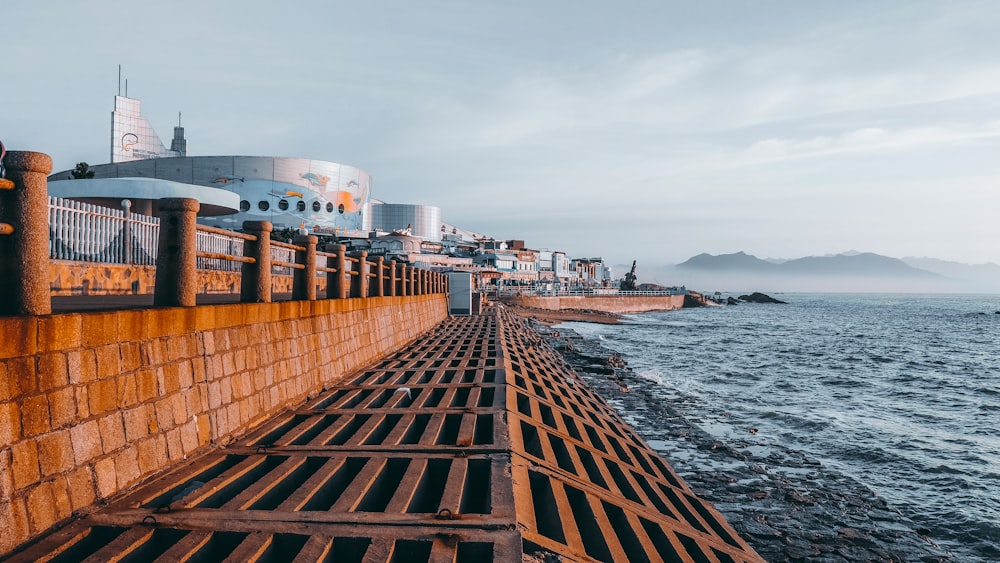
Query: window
326,202,334,213
296,200,306,212
240,200,250,212
278,199,289,211
258,200,269,211
338,203,345,214
312,201,321,212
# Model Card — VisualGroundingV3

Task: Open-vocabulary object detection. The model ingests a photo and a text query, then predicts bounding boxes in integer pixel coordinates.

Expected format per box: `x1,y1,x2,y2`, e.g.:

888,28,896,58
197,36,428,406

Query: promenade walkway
6,307,762,562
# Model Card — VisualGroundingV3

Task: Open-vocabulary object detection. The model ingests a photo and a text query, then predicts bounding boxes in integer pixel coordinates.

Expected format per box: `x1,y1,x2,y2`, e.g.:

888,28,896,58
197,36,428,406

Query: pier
1,150,762,561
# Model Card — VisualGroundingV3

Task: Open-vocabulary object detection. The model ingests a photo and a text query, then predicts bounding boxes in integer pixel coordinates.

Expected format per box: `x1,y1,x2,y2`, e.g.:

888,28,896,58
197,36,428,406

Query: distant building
49,94,372,234
368,201,441,241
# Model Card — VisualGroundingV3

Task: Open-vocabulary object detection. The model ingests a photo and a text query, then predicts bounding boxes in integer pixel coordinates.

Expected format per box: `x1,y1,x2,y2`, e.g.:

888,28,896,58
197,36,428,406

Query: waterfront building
368,200,442,241
48,94,372,235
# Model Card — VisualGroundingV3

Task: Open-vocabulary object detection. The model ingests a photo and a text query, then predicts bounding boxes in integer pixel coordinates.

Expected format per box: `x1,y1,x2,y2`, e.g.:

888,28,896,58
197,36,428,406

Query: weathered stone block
98,413,126,454
47,388,77,430
0,318,37,360
36,315,82,353
69,419,102,465
87,379,117,415
93,344,122,381
0,401,22,444
11,440,40,490
113,448,141,489
26,481,56,535
65,466,96,510
37,431,74,476
20,395,51,437
93,456,117,498
81,312,118,348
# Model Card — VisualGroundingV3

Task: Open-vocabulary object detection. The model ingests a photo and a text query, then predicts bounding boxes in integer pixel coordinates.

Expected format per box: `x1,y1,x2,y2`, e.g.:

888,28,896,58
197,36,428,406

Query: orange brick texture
0,294,447,554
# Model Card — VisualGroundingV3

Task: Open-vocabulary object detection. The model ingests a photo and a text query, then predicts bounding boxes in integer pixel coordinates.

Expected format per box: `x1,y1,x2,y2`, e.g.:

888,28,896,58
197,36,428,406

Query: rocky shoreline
529,318,954,563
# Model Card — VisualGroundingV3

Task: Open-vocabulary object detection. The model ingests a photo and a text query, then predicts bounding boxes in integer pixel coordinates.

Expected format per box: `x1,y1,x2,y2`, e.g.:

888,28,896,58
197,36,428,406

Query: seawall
0,294,447,554
501,294,686,314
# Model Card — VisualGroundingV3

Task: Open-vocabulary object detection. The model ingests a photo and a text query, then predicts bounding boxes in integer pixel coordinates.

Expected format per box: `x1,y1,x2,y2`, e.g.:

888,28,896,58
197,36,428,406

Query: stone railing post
292,234,318,300
351,251,368,298
0,151,53,315
359,252,369,298
374,255,385,297
240,220,272,303
153,197,199,307
388,259,397,297
329,244,347,299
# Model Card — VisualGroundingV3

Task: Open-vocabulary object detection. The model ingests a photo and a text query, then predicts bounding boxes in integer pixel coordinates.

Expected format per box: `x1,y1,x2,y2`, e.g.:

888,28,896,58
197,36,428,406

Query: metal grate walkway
6,307,763,563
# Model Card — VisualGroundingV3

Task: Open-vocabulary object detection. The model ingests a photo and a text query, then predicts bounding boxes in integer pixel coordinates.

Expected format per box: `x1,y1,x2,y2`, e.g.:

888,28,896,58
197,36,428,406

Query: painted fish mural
300,173,330,187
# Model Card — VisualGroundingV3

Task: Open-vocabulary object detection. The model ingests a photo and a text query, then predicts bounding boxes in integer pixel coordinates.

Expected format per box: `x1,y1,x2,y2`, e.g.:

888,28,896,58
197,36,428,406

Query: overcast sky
4,1,1000,267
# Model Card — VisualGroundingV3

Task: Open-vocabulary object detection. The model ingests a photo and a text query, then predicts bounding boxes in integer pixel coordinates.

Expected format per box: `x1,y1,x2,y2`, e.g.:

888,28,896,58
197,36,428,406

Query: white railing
48,197,159,265
196,229,245,272
497,287,688,298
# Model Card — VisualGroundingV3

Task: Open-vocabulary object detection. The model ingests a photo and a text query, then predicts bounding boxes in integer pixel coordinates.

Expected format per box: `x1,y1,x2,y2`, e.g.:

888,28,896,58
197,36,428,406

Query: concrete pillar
292,234,318,300
354,250,368,297
388,259,397,297
153,197,200,307
374,256,385,297
240,221,272,303
329,244,347,299
408,265,416,296
0,151,53,315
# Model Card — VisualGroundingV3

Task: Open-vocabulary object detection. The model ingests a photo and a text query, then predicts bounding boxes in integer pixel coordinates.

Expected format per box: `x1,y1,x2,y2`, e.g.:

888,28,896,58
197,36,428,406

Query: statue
620,260,638,291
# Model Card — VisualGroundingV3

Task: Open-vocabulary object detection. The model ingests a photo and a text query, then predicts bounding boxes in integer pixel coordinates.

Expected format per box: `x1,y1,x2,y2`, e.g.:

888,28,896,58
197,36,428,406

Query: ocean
555,293,999,562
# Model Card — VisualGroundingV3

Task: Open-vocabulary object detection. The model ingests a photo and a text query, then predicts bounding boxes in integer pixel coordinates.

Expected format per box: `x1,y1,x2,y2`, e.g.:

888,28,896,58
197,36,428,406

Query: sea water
560,294,999,561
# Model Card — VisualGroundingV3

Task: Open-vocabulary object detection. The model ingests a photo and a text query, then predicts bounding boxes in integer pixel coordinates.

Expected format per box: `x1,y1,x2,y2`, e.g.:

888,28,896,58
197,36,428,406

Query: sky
4,1,1000,268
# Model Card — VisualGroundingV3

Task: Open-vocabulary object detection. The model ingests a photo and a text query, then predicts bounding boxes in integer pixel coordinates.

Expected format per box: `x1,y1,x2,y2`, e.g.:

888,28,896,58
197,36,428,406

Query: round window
338,203,345,214
326,202,334,213
296,200,306,212
312,201,321,212
240,200,250,212
278,199,289,210
258,201,269,211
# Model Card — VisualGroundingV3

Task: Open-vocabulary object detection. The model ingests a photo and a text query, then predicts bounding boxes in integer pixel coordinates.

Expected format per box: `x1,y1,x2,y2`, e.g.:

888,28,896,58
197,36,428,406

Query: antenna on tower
118,64,121,95
125,79,128,98
178,112,182,127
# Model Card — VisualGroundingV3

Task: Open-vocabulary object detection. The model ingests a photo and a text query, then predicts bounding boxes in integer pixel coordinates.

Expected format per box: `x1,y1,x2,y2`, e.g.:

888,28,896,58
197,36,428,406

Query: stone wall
48,262,311,296
0,294,448,554
503,294,686,314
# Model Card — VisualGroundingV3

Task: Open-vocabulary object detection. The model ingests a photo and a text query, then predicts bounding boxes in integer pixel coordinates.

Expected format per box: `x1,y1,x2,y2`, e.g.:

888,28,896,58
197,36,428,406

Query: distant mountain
626,252,1000,294
901,257,1000,280
677,251,939,278
677,251,778,271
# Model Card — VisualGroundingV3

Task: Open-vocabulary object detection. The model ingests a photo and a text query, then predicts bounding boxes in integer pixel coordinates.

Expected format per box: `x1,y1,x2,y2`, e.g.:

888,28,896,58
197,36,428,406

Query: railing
0,149,451,314
48,197,159,265
497,287,688,298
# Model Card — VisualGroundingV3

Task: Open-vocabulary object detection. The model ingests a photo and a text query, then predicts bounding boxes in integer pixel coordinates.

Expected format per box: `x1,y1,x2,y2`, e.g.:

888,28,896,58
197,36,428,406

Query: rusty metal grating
7,307,762,562
496,308,763,563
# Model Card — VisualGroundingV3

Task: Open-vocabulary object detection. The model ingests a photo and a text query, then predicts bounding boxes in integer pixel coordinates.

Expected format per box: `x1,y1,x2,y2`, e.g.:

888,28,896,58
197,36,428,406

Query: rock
727,296,740,305
738,292,787,304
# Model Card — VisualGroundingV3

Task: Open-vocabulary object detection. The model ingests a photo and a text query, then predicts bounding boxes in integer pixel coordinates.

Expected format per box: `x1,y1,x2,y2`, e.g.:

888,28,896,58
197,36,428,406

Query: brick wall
48,261,309,296
0,294,447,554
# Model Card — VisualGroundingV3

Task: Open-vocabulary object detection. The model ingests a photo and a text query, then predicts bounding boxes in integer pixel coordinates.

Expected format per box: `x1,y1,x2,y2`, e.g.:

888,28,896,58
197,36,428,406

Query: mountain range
624,252,1000,294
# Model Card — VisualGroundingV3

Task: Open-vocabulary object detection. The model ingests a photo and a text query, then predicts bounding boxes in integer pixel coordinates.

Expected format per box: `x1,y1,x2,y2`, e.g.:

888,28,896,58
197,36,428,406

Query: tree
70,162,95,179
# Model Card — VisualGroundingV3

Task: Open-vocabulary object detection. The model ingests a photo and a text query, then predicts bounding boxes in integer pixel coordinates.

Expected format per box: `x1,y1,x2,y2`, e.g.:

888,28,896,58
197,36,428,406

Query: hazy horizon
4,1,1000,267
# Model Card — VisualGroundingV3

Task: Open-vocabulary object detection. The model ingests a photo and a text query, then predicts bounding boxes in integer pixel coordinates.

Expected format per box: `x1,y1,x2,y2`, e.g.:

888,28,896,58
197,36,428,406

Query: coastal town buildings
45,92,618,290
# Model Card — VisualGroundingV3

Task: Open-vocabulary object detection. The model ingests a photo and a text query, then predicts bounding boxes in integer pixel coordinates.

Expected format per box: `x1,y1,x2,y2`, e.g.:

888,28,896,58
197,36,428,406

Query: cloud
740,121,1000,165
